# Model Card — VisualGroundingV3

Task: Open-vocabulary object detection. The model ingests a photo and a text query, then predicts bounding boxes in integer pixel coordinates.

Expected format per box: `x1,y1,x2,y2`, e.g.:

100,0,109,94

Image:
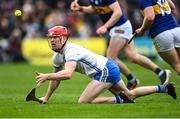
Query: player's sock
156,85,167,93
126,74,136,83
115,96,122,104
155,68,165,78
155,68,170,84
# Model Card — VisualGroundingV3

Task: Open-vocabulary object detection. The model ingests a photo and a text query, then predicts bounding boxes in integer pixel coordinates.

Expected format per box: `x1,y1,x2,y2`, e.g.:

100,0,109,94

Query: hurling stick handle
128,32,137,44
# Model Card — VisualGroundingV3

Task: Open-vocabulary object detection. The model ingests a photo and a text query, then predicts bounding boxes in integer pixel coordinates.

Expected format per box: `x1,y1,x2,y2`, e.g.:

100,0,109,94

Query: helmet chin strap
61,37,65,45
59,36,67,50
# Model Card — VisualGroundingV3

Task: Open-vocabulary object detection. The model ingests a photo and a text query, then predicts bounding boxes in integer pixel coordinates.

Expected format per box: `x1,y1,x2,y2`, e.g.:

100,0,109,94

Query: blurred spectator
9,28,24,62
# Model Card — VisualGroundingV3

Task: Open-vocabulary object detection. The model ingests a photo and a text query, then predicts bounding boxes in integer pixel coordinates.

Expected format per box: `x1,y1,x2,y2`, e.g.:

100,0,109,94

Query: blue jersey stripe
80,59,101,72
102,67,108,82
66,59,78,62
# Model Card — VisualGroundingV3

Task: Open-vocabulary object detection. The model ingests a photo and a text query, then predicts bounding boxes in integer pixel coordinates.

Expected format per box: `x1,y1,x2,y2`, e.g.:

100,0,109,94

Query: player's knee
78,97,91,104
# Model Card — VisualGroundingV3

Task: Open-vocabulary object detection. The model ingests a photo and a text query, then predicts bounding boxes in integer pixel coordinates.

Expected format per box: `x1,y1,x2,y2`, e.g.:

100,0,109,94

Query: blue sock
126,74,135,82
156,85,167,93
115,96,122,104
155,68,164,76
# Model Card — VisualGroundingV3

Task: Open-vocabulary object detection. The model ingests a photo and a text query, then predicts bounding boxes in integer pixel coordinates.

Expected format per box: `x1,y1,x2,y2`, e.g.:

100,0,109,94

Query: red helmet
47,26,69,38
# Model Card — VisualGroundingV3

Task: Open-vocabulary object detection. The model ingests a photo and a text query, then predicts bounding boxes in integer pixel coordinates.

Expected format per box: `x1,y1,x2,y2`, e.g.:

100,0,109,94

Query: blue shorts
94,59,121,84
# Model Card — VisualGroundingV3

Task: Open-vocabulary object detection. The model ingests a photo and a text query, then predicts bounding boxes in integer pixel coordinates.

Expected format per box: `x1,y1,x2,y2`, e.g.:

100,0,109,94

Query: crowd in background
0,0,180,63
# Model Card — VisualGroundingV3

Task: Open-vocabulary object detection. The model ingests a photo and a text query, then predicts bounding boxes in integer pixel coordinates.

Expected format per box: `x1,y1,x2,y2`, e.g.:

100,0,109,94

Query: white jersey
53,42,108,77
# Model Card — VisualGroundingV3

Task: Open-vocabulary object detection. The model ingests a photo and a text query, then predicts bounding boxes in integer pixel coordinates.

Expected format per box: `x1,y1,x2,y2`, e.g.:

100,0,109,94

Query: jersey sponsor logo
141,0,171,16
153,0,171,16
93,6,112,14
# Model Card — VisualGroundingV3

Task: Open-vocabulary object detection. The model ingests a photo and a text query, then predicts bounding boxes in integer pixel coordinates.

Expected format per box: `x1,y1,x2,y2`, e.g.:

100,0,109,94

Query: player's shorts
109,20,133,40
93,59,121,84
153,27,180,52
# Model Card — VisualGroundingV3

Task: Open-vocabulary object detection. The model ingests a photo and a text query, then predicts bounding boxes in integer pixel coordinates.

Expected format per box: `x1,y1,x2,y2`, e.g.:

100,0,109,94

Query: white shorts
153,27,180,52
109,20,133,40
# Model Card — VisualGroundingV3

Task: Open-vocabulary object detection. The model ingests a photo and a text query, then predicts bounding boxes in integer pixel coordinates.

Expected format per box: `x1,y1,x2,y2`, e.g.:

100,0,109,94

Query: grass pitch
0,62,180,118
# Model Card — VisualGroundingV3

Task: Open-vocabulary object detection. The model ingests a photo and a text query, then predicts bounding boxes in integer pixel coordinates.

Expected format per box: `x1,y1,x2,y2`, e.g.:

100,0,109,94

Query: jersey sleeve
103,0,116,5
140,0,153,10
64,47,82,62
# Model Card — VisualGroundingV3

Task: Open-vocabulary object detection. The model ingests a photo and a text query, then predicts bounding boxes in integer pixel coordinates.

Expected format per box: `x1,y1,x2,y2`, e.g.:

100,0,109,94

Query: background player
135,0,180,75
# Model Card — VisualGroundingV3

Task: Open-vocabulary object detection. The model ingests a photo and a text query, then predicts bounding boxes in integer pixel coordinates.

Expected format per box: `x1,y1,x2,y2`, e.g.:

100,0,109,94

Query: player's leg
78,59,121,104
123,37,171,84
106,36,131,74
123,40,158,71
107,38,138,89
176,48,180,75
110,80,177,100
90,80,135,103
130,83,177,100
177,48,180,64
78,80,116,104
172,27,180,75
158,49,180,75
79,80,131,104
109,79,135,98
94,79,135,103
79,59,133,104
107,21,138,89
154,28,180,75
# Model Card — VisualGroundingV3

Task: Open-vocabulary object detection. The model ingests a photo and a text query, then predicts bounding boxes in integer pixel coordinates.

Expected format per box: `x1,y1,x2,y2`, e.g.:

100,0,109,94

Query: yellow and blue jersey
140,0,178,38
89,0,127,30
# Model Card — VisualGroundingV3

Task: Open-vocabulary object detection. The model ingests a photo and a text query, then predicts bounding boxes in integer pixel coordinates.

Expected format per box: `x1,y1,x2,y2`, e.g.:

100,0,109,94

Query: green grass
0,62,180,118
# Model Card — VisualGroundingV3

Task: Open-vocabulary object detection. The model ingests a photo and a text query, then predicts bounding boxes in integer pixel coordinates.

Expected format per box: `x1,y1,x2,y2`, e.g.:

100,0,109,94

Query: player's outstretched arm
36,62,77,87
38,67,62,103
38,62,76,103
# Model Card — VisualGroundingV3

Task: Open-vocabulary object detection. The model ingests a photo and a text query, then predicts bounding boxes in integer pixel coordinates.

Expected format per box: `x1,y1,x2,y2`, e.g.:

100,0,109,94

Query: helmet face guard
47,35,67,52
47,26,69,52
